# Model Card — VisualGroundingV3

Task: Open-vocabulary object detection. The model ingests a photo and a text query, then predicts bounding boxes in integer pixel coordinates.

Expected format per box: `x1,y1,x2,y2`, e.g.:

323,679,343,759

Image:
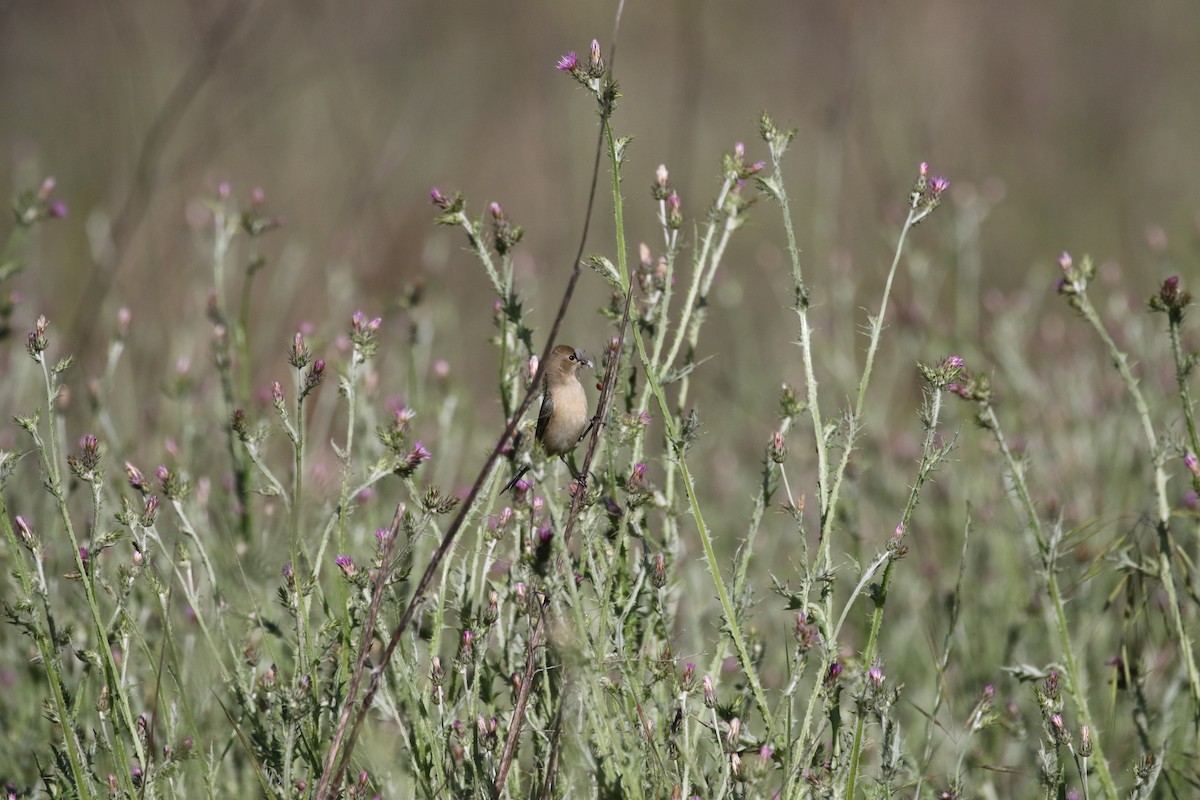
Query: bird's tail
500,466,531,494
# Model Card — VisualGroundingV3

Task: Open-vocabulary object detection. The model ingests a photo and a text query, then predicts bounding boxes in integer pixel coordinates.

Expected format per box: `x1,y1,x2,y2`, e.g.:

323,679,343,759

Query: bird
503,344,593,492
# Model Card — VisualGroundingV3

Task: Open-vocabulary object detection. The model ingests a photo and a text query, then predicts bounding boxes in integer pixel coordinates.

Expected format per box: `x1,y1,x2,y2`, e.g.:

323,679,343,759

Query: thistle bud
769,430,787,464
14,516,36,549
651,552,668,589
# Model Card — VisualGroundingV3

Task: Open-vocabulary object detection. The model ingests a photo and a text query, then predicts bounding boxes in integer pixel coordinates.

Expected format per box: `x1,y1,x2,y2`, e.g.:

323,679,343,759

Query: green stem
599,114,770,727
675,192,742,411
168,499,219,598
34,356,147,782
978,402,1118,798
1074,293,1200,721
0,503,95,798
845,388,947,797
1168,319,1200,473
314,466,393,573
629,321,772,729
766,141,829,514
337,354,360,553
818,204,920,574
290,370,311,679
1167,312,1200,623
211,207,252,541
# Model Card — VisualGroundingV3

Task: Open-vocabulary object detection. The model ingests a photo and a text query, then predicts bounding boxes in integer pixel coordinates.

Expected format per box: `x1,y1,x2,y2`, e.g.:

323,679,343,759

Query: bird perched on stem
504,344,593,492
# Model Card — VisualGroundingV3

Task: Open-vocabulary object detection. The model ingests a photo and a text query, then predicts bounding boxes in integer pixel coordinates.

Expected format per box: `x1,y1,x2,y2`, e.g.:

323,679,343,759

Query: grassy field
3,7,1200,799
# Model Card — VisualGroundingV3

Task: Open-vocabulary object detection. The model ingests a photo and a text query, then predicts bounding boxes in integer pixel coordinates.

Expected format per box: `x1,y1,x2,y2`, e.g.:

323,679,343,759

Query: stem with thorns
844,386,951,797
1070,290,1200,722
976,399,1118,798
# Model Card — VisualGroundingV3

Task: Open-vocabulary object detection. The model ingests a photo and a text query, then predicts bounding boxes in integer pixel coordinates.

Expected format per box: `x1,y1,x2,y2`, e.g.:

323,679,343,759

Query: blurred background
1,0,1199,533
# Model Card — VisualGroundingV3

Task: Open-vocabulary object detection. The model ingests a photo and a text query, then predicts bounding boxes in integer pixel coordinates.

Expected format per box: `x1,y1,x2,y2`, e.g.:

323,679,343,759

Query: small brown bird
504,344,593,491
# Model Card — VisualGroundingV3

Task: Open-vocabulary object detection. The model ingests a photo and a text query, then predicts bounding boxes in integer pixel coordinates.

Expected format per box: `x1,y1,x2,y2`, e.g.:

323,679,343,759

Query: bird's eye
568,353,576,361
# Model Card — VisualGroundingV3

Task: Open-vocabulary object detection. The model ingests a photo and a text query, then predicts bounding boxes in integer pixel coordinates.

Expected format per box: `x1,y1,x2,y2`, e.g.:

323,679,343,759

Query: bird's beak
575,348,594,368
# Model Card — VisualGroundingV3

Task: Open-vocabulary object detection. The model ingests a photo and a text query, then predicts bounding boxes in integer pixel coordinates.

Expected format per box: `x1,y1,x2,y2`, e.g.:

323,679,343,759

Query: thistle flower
556,51,578,72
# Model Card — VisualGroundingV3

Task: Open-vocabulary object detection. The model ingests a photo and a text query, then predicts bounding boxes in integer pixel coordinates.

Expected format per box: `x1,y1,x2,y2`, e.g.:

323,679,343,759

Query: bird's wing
536,388,554,443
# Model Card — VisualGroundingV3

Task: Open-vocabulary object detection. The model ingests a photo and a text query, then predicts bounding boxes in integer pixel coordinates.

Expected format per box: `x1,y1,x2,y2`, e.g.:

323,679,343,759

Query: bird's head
548,344,593,377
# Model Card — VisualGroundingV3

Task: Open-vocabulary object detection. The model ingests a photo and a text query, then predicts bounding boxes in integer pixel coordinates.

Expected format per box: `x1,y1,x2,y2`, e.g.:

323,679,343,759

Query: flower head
556,51,578,72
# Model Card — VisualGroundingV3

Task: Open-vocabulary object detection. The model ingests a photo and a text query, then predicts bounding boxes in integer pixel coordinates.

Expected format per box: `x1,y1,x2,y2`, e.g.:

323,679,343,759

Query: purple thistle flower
126,462,145,490
556,51,578,72
394,441,431,478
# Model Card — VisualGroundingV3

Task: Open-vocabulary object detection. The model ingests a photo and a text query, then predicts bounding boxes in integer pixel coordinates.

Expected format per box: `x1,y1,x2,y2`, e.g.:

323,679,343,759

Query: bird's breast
541,380,589,455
